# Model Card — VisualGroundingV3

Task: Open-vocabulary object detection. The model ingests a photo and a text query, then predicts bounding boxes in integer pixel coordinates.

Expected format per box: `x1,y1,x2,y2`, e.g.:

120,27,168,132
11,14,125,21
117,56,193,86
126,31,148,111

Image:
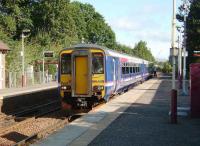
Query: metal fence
5,71,56,88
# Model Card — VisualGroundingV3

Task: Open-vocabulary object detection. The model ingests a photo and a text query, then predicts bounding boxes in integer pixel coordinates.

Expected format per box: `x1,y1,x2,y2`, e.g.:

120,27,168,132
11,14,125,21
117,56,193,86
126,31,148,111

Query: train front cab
60,48,105,109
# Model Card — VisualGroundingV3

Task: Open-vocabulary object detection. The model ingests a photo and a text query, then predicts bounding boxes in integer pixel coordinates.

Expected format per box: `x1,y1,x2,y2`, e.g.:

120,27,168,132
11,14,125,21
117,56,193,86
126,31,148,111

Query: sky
73,0,181,61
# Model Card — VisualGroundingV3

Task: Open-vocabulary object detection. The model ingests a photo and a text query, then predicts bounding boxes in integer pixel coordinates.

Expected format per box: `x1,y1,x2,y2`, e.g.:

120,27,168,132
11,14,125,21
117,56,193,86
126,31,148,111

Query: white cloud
110,17,141,31
108,15,171,60
133,30,171,43
109,15,170,39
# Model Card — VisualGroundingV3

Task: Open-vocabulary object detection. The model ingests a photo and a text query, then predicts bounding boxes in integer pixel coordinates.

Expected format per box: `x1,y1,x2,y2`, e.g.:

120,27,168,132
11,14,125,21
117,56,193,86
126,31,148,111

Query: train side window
133,67,135,73
126,67,129,74
92,53,104,74
61,54,71,74
130,67,133,73
122,67,125,74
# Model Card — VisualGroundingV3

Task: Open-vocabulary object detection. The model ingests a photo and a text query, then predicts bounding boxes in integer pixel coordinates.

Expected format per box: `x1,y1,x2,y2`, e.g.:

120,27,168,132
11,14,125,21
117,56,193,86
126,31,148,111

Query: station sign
44,51,54,58
182,51,188,57
170,47,178,57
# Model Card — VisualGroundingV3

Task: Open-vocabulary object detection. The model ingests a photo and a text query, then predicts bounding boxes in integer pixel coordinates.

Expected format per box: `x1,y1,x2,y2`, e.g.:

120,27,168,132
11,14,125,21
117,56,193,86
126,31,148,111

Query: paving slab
87,79,200,146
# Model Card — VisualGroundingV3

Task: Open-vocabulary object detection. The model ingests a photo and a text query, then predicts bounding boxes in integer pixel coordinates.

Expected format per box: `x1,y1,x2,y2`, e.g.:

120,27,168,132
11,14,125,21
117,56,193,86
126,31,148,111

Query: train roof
67,43,149,64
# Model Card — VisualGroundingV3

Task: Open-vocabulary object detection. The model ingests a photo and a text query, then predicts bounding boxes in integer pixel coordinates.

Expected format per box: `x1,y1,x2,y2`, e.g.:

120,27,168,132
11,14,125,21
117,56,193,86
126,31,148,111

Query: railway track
0,100,63,145
0,100,61,129
7,100,107,145
12,110,84,145
0,93,125,145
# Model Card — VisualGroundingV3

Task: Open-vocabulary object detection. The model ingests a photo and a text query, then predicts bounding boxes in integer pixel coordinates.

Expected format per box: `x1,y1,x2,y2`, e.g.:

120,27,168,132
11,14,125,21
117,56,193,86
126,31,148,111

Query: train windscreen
92,53,104,74
61,54,71,74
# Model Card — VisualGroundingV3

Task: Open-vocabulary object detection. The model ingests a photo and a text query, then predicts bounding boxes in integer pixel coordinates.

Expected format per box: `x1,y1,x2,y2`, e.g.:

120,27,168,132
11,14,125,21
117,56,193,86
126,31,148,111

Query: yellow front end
59,48,105,108
91,50,105,99
60,50,72,98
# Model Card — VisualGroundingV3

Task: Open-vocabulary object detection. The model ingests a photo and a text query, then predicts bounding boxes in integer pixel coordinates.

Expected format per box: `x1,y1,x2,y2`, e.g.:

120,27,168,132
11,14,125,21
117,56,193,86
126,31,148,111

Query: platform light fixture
182,0,190,96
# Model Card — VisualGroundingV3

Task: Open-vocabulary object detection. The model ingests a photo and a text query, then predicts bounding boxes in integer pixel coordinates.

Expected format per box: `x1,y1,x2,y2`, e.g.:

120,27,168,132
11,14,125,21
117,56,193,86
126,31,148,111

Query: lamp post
177,26,183,89
172,0,176,90
21,29,30,87
182,0,189,95
171,0,177,124
43,50,45,83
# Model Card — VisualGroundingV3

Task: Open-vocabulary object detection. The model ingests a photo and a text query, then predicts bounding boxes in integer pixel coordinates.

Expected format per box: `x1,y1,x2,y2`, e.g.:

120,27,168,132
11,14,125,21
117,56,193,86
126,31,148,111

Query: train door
141,62,144,81
113,58,117,92
75,56,88,95
72,50,92,97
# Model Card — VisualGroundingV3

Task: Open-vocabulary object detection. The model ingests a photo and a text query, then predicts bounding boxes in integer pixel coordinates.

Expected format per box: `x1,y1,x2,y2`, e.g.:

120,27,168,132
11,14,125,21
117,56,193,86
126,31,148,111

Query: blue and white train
59,44,151,109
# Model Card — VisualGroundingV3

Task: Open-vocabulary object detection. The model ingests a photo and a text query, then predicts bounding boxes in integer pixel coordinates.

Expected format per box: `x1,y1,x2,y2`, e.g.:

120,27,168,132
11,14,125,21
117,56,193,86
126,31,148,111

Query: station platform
34,77,200,146
0,82,58,99
0,82,59,114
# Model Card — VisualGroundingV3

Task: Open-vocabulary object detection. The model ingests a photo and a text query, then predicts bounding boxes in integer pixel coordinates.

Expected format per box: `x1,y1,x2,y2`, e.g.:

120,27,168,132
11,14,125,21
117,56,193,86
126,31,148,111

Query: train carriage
59,44,150,109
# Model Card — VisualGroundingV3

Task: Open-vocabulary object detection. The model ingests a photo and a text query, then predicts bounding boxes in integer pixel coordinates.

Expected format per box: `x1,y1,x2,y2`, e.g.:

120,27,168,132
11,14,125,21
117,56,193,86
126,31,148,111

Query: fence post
39,71,42,84
9,72,12,88
32,72,35,85
14,72,17,88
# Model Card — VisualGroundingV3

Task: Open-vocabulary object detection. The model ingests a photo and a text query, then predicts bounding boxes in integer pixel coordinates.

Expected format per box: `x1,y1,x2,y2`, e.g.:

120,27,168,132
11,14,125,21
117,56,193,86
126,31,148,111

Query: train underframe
61,92,103,110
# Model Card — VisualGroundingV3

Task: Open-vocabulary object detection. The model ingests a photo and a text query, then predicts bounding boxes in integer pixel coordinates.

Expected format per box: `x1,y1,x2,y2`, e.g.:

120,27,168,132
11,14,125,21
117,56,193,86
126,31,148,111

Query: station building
0,41,9,89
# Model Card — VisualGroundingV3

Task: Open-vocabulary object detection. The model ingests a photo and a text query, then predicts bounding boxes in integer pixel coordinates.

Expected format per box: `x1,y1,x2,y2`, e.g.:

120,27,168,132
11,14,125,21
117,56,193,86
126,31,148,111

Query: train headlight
61,85,71,90
93,86,104,91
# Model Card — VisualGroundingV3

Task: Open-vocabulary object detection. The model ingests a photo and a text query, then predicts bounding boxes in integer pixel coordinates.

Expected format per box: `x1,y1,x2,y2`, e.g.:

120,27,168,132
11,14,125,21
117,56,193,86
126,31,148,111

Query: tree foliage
114,41,155,62
162,62,172,73
187,0,200,53
184,0,200,74
176,0,200,76
0,0,155,73
133,41,155,62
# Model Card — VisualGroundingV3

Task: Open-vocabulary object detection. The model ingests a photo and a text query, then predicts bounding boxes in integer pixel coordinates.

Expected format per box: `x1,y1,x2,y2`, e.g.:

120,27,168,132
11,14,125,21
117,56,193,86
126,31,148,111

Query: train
58,43,151,109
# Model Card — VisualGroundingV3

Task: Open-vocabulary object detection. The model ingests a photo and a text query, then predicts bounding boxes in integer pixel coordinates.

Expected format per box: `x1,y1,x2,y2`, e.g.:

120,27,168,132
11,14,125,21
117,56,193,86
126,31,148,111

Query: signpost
44,51,54,58
43,51,54,83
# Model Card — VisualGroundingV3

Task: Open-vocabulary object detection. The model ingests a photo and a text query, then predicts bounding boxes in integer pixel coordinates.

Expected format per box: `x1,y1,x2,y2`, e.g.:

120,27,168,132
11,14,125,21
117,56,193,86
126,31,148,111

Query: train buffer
33,77,200,146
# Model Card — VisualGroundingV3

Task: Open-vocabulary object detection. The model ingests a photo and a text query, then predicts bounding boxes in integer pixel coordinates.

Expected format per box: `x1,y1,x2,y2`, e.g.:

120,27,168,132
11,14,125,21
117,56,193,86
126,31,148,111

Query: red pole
171,89,177,124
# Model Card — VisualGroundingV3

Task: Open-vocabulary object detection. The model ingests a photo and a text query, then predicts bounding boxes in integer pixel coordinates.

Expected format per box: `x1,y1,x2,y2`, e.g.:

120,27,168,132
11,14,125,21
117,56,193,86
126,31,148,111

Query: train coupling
77,98,88,107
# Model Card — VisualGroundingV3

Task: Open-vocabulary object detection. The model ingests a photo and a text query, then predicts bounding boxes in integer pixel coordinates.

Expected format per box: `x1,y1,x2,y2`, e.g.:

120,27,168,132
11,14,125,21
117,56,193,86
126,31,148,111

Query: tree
69,2,116,48
31,0,78,42
186,0,200,73
0,0,33,39
133,41,155,61
162,62,172,73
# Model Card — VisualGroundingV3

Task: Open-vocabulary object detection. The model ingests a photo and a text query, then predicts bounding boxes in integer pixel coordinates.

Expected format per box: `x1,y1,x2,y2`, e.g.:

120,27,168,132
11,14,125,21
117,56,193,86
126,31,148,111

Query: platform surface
33,77,200,146
0,82,58,99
